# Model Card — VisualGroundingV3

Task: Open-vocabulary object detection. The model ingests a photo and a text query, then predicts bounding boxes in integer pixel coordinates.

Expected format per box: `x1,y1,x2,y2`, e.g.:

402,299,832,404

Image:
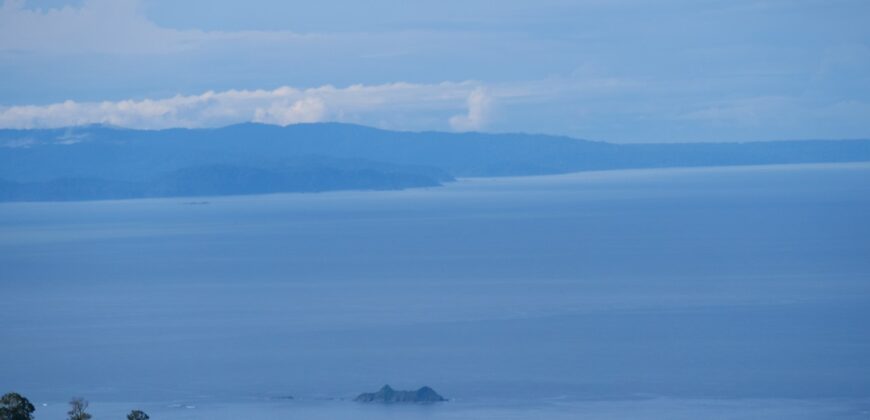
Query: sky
0,0,869,142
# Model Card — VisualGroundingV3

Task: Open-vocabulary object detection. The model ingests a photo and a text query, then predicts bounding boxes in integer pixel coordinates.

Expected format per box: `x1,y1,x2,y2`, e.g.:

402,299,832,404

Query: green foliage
127,409,150,420
67,398,92,420
0,392,35,420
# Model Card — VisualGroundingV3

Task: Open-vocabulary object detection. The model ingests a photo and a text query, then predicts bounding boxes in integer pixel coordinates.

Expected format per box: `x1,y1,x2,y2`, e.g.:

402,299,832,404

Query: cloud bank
0,82,493,131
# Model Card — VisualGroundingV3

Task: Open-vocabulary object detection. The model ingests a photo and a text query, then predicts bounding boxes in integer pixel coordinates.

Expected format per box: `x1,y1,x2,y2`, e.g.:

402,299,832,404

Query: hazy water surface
2,163,870,418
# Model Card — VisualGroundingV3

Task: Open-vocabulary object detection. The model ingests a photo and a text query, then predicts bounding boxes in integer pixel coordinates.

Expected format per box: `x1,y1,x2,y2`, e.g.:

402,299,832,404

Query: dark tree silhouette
67,398,91,420
0,392,35,420
127,409,150,420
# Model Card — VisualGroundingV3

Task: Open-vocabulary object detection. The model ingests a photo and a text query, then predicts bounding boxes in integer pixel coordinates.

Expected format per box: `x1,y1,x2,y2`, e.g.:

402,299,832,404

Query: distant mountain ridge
1,122,869,201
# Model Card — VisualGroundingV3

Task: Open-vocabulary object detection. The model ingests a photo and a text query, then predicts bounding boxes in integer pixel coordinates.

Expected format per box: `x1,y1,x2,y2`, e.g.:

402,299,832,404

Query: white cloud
0,82,487,130
253,97,327,125
449,87,492,132
0,76,656,131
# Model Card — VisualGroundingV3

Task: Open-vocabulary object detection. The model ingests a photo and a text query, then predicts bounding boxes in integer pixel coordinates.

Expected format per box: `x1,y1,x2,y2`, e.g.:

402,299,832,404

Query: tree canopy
0,392,35,420
67,398,92,420
127,409,150,420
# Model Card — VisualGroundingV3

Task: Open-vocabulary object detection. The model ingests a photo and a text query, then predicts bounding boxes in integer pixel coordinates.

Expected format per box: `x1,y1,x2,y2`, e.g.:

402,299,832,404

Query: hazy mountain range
1,123,869,201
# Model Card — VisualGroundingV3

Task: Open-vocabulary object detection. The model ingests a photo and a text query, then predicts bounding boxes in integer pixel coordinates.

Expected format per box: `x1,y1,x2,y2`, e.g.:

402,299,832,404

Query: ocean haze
2,163,869,418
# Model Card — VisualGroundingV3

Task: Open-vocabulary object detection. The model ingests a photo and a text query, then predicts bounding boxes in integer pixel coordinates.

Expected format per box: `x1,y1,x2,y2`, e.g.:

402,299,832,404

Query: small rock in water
355,385,446,403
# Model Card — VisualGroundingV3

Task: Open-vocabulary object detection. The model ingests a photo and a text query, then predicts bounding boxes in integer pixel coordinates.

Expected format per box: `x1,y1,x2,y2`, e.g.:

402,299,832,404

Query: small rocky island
354,385,447,403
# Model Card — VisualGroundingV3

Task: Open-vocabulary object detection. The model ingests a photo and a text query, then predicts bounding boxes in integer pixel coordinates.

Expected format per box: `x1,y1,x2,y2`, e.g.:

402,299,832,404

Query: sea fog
2,163,869,419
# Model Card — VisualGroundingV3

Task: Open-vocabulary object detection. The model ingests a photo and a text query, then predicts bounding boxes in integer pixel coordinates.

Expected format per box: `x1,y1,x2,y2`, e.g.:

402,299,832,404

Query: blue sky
1,0,869,142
